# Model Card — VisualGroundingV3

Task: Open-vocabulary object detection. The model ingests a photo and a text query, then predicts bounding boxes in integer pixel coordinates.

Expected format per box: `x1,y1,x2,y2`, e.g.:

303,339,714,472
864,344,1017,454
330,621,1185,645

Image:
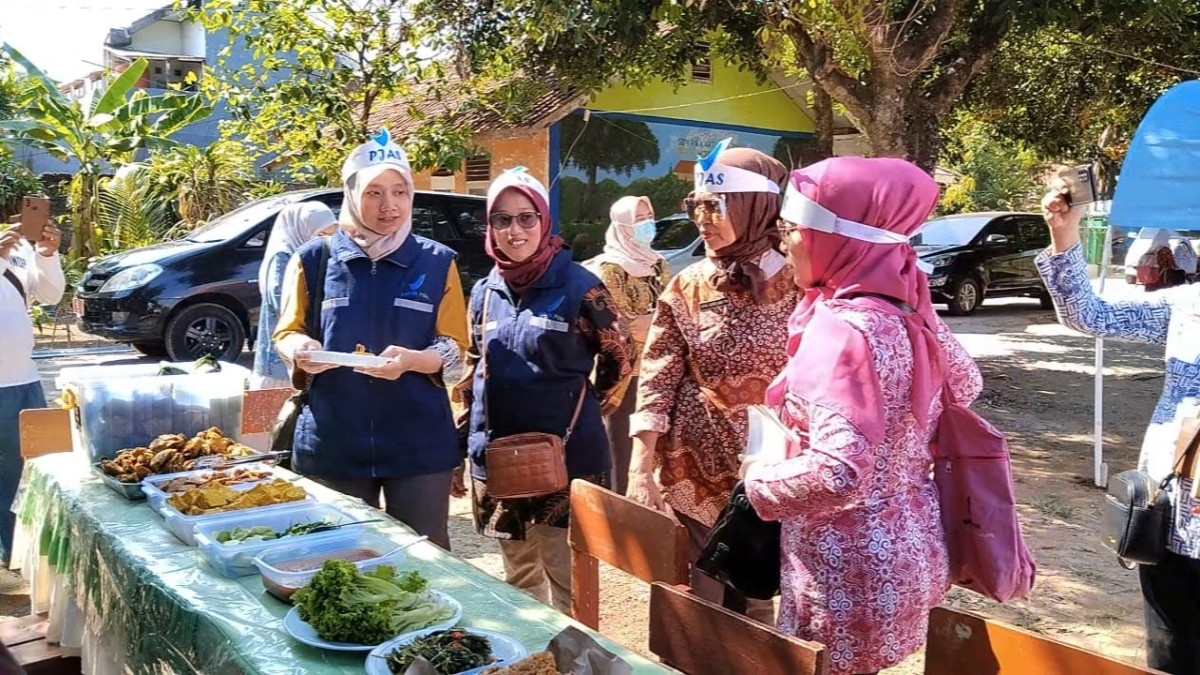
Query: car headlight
99,264,163,293
923,254,954,270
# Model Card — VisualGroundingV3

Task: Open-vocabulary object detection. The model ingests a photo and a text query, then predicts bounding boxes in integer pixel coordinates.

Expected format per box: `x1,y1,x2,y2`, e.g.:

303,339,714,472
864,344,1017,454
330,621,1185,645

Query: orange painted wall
410,130,551,193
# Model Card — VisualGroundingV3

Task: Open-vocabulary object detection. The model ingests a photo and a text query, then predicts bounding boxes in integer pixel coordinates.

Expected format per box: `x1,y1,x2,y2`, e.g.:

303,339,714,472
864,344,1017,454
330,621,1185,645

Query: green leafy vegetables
385,629,494,674
293,561,456,645
213,519,336,545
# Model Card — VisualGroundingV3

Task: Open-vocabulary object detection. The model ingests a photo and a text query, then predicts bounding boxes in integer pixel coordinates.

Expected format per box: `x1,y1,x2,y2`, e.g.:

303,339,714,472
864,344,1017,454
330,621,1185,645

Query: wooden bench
648,583,828,675
925,606,1165,674
568,480,690,630
0,614,80,675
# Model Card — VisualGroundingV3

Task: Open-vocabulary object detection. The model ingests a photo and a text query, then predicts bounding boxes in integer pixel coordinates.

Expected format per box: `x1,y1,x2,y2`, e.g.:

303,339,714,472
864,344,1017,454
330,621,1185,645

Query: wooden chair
18,408,72,460
1,614,81,675
648,583,828,675
567,480,689,630
925,606,1165,675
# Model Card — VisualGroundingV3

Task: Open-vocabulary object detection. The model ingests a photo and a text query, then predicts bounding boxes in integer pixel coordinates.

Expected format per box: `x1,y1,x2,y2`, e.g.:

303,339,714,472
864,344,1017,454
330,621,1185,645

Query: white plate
283,591,462,652
307,350,391,369
365,628,530,675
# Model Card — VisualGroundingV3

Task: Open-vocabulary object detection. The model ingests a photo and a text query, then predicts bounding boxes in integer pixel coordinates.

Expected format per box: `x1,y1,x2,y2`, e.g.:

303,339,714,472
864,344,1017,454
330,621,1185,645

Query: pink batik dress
745,301,982,675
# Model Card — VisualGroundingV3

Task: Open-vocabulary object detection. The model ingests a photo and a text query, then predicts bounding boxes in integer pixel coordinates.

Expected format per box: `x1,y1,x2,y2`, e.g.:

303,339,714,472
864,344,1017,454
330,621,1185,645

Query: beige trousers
498,524,572,614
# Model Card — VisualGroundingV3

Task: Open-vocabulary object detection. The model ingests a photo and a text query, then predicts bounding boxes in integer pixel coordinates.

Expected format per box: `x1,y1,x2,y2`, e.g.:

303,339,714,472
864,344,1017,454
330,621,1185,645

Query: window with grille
691,45,713,84
465,156,491,183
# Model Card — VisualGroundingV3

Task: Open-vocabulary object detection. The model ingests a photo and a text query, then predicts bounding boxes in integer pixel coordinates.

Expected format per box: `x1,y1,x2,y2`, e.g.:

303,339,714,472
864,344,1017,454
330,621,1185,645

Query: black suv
915,212,1053,315
74,189,490,361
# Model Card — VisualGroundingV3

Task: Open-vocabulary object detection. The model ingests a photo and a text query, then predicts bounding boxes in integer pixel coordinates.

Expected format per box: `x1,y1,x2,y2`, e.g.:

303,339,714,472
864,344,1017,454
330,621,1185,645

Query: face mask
632,219,657,245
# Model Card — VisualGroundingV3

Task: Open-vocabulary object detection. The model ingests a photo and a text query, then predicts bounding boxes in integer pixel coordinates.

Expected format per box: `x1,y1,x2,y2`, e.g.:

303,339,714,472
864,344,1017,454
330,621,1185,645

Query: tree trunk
798,85,835,165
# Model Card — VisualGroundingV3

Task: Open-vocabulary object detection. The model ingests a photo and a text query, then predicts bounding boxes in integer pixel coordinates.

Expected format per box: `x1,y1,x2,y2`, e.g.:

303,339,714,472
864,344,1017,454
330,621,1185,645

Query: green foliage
938,114,1043,215
97,164,173,253
961,14,1200,184
148,141,254,227
0,44,212,257
0,154,42,218
191,0,471,184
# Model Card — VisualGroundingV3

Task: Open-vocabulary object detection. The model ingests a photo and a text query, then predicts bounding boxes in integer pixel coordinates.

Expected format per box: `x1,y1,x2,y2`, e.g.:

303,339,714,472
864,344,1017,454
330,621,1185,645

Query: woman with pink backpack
741,158,991,675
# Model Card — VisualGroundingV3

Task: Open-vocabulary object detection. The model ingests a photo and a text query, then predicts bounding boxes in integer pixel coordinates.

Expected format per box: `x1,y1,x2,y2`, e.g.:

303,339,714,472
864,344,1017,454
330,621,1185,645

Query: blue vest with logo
292,230,460,478
466,250,610,480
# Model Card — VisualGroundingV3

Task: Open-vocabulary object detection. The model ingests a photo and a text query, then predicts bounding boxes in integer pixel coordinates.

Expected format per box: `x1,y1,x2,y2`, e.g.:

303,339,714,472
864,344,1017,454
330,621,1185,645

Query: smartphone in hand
19,196,50,241
1057,164,1098,207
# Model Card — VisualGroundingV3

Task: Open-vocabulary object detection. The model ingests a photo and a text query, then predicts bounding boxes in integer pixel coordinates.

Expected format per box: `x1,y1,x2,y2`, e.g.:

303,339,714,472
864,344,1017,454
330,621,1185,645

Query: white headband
781,186,909,244
694,138,781,195
781,184,934,273
342,128,410,184
487,166,549,206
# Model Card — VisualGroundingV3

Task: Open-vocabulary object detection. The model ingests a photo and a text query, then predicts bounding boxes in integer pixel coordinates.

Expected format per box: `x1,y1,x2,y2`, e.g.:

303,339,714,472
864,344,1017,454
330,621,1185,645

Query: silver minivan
653,213,704,277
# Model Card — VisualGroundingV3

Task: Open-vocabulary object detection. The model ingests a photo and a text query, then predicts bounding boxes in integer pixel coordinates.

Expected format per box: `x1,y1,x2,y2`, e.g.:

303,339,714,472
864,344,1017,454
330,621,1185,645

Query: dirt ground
2,288,1164,671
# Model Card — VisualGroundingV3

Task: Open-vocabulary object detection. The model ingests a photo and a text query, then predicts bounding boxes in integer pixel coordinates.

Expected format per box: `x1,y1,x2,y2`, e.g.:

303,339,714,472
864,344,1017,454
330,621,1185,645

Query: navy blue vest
466,250,610,480
292,230,460,478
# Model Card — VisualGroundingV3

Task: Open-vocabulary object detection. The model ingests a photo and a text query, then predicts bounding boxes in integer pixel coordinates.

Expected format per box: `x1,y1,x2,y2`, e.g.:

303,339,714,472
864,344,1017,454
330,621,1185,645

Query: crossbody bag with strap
3,268,25,305
270,237,331,462
478,287,584,499
1104,418,1200,568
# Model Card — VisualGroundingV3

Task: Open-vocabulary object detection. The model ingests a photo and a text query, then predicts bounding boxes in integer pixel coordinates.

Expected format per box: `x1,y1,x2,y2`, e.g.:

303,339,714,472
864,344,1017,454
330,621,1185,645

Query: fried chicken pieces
99,427,255,483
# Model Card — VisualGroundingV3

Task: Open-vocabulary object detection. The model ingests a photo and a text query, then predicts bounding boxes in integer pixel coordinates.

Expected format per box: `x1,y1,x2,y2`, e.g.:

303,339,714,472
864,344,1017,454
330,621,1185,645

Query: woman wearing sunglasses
627,140,797,623
453,168,632,613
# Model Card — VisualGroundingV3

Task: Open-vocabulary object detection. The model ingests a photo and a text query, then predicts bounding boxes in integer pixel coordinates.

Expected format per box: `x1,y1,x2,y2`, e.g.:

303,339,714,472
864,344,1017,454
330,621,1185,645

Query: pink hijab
769,157,943,445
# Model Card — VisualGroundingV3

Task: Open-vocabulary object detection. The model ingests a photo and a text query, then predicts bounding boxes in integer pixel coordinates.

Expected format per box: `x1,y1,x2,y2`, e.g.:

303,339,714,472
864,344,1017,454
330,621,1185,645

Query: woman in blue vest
274,130,469,550
454,168,632,612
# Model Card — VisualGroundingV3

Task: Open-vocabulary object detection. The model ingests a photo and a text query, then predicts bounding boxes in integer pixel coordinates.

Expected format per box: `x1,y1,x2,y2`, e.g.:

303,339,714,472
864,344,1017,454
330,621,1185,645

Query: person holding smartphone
0,210,64,566
1040,182,1200,673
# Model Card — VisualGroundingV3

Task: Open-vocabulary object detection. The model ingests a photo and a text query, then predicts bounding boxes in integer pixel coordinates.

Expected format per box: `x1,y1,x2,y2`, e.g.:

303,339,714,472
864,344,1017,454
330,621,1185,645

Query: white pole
1093,219,1114,488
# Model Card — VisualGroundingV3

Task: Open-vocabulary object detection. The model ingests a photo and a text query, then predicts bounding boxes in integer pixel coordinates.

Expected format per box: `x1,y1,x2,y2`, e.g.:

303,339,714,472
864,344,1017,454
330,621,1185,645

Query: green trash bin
1080,215,1109,265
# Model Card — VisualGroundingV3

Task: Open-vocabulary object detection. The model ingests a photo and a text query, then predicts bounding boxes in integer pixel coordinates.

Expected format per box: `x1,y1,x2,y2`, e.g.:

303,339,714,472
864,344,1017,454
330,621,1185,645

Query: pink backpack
933,389,1036,602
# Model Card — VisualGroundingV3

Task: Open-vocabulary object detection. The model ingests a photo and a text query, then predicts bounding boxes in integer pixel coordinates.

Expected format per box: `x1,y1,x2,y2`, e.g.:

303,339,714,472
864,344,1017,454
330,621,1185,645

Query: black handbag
695,481,781,600
269,237,331,467
1103,419,1199,568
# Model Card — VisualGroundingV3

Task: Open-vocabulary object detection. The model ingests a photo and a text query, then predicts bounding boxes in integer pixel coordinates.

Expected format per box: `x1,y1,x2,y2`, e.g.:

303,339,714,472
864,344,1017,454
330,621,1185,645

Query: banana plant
0,43,212,257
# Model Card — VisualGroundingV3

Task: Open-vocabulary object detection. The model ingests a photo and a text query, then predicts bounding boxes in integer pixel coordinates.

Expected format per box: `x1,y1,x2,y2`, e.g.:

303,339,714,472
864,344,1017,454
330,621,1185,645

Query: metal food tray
92,464,148,500
94,451,277,502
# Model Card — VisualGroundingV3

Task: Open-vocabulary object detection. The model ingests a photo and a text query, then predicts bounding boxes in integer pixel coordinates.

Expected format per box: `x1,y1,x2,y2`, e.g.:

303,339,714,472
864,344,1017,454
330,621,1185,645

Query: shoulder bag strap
480,288,492,437
3,268,25,306
1170,417,1200,485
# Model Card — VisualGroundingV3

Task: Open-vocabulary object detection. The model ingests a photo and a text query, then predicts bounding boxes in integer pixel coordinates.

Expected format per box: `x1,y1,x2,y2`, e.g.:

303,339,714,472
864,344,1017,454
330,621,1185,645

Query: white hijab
259,202,336,296
595,195,663,277
339,129,414,261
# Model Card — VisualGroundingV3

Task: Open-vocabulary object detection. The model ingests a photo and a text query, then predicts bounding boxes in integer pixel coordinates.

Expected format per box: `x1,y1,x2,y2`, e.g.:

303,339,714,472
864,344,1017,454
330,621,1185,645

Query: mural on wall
555,111,812,258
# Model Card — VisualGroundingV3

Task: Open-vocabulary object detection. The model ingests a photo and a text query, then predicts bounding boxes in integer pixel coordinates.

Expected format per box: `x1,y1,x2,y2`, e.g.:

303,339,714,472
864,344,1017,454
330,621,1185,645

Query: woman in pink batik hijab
742,157,983,675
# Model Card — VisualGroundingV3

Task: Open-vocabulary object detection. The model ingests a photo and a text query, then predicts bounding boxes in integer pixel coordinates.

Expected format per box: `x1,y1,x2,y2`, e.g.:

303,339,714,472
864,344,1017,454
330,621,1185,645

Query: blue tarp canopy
1111,79,1200,232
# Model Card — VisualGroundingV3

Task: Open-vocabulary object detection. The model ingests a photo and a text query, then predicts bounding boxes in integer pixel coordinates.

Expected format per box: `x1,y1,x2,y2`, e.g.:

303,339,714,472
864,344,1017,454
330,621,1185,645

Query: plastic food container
192,503,362,578
252,531,407,602
57,362,249,463
156,480,313,546
141,463,278,512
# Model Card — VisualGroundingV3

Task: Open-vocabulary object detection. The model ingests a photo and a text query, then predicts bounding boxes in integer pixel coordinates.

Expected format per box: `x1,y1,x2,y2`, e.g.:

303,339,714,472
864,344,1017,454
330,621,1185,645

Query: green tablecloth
18,454,668,674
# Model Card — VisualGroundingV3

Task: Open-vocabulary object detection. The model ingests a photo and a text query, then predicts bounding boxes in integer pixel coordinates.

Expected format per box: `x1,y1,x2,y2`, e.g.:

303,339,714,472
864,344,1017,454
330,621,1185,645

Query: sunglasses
488,211,541,230
683,195,725,220
776,219,801,236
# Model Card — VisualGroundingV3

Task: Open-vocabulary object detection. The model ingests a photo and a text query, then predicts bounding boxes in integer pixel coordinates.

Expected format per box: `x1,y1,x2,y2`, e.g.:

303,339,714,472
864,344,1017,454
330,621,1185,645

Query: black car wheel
165,303,246,362
948,278,982,316
1038,291,1055,310
131,341,168,358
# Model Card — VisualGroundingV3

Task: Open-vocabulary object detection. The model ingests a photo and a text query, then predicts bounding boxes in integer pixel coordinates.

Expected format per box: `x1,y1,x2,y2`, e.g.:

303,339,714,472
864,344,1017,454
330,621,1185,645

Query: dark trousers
312,472,453,551
1140,550,1200,674
0,381,45,565
603,377,637,496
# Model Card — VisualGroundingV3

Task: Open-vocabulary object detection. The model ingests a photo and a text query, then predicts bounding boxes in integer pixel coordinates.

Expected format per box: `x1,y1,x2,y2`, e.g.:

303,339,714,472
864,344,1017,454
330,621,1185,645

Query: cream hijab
339,129,414,261
595,196,663,278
